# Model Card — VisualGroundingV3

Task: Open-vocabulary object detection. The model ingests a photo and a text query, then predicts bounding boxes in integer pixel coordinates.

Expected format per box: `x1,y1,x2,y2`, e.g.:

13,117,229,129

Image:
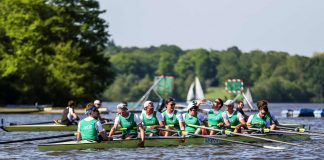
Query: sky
98,0,324,57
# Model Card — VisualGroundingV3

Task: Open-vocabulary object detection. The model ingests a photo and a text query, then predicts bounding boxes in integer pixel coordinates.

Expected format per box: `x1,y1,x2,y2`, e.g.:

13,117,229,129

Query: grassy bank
205,87,243,101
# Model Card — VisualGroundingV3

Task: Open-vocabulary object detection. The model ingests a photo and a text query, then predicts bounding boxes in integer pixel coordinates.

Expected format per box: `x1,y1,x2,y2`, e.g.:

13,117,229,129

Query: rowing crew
76,98,280,145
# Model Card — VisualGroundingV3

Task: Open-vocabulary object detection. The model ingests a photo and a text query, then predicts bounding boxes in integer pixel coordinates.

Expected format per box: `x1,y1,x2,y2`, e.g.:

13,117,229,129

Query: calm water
0,103,324,159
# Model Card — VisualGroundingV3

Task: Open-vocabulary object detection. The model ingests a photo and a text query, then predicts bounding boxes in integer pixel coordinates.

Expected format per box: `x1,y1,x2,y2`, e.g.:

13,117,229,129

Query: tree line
104,43,324,103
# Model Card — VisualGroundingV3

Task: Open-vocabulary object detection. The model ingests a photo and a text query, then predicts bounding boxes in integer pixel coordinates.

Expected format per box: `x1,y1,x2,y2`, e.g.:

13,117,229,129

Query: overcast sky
98,0,324,57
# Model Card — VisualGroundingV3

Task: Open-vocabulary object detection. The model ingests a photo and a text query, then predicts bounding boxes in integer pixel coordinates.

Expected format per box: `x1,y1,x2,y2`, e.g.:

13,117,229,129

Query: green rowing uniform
184,113,200,133
250,114,269,128
119,112,137,137
162,110,180,130
79,118,98,141
142,111,159,135
222,111,239,131
208,110,223,129
226,110,239,127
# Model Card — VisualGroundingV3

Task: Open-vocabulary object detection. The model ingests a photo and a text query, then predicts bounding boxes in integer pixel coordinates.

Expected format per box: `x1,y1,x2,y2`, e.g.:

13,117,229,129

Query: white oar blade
263,145,285,150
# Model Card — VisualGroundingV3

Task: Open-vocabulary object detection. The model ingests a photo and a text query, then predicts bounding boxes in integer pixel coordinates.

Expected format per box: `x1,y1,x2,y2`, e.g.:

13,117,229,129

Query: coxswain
60,100,79,125
183,101,208,135
161,98,185,136
108,102,145,146
76,103,108,141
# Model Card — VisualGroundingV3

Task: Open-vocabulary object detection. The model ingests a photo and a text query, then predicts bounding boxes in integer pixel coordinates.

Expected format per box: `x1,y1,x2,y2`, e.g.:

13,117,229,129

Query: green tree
0,0,114,105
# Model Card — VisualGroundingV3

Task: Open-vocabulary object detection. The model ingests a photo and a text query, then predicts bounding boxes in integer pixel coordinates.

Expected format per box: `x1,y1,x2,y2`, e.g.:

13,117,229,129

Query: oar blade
263,145,285,150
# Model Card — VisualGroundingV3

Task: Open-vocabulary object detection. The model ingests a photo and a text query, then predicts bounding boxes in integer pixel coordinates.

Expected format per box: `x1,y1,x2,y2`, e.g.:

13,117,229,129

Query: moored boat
38,133,310,151
1,123,113,132
0,107,42,114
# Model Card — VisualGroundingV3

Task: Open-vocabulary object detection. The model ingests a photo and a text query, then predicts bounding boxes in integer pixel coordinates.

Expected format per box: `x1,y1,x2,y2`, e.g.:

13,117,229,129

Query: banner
225,79,244,94
154,76,175,97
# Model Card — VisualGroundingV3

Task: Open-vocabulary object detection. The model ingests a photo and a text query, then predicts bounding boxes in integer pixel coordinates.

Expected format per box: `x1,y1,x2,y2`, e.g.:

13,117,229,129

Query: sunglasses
169,103,176,106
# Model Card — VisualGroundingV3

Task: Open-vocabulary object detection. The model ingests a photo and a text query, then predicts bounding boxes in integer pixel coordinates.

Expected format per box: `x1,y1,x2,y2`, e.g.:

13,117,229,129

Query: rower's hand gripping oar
158,127,284,150
188,124,301,147
0,133,76,144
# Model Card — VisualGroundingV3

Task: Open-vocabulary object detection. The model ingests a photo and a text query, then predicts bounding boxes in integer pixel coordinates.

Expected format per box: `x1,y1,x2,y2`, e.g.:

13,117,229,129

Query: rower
183,101,208,135
93,100,110,123
247,105,271,130
256,100,279,130
140,100,164,136
108,102,145,145
76,103,108,141
222,100,246,133
236,101,249,121
207,98,224,135
60,100,80,125
161,98,185,136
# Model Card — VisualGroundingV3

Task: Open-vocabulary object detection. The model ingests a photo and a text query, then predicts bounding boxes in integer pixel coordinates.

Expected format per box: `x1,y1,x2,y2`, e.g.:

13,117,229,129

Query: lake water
0,103,324,159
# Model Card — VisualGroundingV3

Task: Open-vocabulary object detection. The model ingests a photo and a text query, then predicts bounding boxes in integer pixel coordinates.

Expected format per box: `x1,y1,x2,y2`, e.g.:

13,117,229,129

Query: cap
94,100,101,105
187,101,198,110
224,100,234,106
116,103,128,110
85,106,98,115
144,101,154,108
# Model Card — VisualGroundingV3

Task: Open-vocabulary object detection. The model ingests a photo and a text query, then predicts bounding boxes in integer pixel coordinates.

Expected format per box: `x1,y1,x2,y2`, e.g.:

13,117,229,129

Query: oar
277,126,324,134
158,128,284,150
249,128,324,137
189,124,301,146
0,133,76,144
9,120,57,126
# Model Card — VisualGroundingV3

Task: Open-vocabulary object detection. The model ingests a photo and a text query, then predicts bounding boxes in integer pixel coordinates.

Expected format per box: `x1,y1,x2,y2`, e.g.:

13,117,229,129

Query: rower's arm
159,121,165,128
76,132,81,141
156,111,165,128
109,116,120,137
246,115,254,128
70,108,79,120
221,112,230,127
179,122,185,131
108,124,118,137
77,122,81,140
99,131,108,140
138,124,145,142
238,113,246,125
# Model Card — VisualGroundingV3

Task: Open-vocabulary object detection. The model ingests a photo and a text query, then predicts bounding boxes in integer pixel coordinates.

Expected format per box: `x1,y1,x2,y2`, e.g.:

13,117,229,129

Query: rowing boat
38,133,310,151
1,123,113,132
280,123,305,128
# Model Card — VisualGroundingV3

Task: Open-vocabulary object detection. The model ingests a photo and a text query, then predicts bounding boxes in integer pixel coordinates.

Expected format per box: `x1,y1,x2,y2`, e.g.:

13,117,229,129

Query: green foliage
0,0,114,105
104,44,324,102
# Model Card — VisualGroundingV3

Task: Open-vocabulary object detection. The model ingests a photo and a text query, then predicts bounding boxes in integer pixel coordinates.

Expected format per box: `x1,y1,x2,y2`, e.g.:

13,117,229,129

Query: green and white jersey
183,112,206,133
77,117,104,141
140,111,163,135
114,112,140,136
222,110,244,126
162,110,183,130
247,114,271,128
207,109,223,128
